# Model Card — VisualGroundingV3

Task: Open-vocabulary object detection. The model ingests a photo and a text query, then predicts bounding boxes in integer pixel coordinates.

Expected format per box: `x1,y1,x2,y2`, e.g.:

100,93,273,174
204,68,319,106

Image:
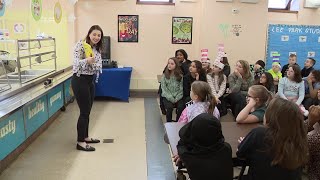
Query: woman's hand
234,69,242,78
195,73,200,80
172,154,181,165
246,96,257,107
215,97,221,104
307,75,313,85
86,57,95,65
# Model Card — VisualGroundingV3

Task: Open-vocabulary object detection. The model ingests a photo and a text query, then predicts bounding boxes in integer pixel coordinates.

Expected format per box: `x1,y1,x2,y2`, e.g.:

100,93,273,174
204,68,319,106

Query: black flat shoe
85,138,100,144
76,144,95,151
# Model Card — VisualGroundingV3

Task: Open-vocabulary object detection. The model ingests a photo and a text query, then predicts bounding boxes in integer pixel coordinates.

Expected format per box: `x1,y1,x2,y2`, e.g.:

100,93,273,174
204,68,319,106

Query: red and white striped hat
201,49,210,63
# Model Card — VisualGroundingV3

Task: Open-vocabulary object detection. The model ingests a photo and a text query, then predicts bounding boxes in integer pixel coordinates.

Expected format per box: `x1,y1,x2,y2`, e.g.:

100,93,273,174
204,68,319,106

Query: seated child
281,54,299,77
183,60,207,104
178,81,220,123
237,98,308,180
255,72,275,93
236,85,272,124
301,58,316,78
174,113,233,180
268,62,282,86
303,70,320,110
161,57,184,122
250,60,265,83
278,65,305,106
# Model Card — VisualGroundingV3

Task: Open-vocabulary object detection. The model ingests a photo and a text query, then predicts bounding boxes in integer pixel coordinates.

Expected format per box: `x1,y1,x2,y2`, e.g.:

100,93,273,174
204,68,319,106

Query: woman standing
72,25,103,151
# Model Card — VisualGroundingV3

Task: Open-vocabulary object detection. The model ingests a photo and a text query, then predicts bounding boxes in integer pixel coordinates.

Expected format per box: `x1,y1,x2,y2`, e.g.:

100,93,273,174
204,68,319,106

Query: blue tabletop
102,67,132,72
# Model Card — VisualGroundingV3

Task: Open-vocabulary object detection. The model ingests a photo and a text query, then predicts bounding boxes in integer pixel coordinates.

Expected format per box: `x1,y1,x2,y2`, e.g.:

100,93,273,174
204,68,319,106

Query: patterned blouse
207,74,227,99
306,120,320,180
72,40,102,82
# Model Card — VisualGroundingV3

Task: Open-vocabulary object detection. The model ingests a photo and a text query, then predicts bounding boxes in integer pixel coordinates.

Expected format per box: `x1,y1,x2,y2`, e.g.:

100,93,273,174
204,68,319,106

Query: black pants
303,97,314,110
217,96,227,117
72,74,95,142
226,92,246,118
158,85,166,114
163,98,184,122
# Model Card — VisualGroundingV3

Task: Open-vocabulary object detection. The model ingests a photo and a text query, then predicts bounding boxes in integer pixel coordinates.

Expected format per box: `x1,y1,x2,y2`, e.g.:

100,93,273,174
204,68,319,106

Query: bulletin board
266,24,320,70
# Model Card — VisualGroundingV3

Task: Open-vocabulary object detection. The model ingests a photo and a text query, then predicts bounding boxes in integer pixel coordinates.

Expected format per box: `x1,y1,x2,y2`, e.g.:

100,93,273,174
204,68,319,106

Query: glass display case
0,38,56,85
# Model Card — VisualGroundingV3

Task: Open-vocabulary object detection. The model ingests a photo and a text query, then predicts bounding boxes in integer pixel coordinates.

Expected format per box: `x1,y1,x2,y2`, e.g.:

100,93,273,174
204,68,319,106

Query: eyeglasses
246,95,257,99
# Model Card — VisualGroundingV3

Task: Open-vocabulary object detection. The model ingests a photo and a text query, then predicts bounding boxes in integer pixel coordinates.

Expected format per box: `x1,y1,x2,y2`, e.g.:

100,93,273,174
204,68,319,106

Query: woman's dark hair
221,56,229,65
164,57,183,81
175,49,188,61
255,60,265,68
264,98,308,169
193,60,206,76
85,25,104,52
191,81,217,115
311,70,320,82
256,72,274,92
288,64,302,83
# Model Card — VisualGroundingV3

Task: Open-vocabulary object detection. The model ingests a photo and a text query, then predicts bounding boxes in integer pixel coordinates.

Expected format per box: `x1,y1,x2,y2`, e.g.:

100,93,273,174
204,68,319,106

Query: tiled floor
0,97,309,180
0,98,148,180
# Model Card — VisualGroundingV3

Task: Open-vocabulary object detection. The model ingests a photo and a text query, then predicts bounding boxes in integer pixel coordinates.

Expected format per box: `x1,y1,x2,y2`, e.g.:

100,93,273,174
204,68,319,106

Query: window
136,0,175,5
268,0,300,13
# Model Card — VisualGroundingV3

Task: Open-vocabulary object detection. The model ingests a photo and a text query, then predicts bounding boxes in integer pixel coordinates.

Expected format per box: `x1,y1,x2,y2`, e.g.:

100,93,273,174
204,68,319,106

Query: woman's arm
73,41,87,70
178,108,188,123
277,78,288,100
175,78,184,102
161,76,175,103
92,50,102,72
183,75,191,99
236,99,259,124
217,75,227,98
228,74,243,93
296,81,305,105
237,128,260,159
308,80,320,99
207,75,218,97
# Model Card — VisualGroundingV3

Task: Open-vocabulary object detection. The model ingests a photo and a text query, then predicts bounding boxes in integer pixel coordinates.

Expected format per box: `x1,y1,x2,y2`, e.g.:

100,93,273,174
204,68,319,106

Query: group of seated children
160,49,320,179
173,94,320,180
160,49,320,124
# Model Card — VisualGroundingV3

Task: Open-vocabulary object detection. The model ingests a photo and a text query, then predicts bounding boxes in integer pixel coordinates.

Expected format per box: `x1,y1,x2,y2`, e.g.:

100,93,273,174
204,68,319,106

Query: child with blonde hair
178,81,220,123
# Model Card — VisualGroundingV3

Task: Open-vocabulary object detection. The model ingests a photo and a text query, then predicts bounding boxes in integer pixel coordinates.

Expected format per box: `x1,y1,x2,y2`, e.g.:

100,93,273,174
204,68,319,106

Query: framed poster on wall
172,17,193,44
118,15,139,42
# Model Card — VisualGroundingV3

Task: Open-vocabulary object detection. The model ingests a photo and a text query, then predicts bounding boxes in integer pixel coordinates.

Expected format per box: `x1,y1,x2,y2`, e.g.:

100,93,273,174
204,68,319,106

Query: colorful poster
0,0,6,17
54,2,62,24
23,95,48,138
0,109,25,160
172,17,193,44
31,0,42,21
118,15,139,42
48,84,64,117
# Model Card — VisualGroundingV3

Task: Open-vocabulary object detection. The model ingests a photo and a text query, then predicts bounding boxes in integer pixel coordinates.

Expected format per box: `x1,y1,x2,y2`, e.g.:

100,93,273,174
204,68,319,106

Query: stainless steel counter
0,67,73,120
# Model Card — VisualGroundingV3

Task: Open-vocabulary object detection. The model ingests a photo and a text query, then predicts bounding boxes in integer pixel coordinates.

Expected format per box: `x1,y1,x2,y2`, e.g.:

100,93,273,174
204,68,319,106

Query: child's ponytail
207,93,217,115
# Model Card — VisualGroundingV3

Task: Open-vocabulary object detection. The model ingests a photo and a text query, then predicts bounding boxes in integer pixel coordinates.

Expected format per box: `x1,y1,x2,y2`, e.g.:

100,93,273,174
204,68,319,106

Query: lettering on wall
0,120,16,139
50,91,62,106
272,27,320,34
28,100,45,119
